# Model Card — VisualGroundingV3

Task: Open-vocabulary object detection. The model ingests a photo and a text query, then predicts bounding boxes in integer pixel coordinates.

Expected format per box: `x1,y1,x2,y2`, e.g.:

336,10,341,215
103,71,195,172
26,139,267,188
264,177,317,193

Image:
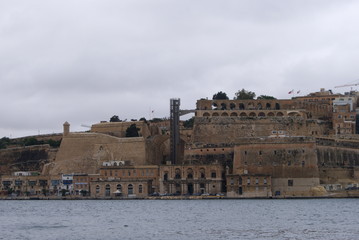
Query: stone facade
3,89,359,199
159,164,224,195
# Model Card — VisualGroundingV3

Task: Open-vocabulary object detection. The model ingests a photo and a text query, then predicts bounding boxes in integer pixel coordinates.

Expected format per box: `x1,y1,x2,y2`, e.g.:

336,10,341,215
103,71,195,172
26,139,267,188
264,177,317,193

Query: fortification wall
192,117,330,145
272,178,322,197
46,133,146,175
232,141,321,197
233,142,319,178
91,121,151,138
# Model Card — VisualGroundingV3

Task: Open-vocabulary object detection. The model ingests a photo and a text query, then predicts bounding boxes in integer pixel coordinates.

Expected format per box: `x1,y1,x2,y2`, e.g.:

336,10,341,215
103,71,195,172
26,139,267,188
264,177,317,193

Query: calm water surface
0,199,358,240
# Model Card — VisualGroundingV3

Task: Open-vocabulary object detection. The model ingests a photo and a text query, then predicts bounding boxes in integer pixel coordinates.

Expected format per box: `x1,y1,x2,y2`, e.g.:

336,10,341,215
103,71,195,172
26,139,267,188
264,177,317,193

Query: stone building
159,164,224,195
90,164,159,198
5,88,359,199
231,138,321,197
1,172,51,196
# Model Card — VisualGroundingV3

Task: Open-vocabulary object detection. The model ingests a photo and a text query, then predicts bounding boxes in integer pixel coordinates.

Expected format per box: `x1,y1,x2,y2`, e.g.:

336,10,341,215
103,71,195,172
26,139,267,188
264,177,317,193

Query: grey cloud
1,0,359,137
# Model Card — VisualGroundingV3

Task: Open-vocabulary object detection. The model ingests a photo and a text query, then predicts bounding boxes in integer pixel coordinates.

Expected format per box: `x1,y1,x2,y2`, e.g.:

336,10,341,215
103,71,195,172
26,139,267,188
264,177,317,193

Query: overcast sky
1,0,359,138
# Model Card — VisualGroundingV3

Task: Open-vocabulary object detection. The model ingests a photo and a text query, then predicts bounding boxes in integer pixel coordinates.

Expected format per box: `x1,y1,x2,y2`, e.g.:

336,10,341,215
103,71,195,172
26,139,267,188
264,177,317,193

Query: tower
63,121,70,136
170,98,180,164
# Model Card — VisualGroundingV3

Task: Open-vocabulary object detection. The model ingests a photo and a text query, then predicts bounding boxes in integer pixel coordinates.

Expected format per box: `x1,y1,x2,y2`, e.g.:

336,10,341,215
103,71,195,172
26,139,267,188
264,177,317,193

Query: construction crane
335,82,359,88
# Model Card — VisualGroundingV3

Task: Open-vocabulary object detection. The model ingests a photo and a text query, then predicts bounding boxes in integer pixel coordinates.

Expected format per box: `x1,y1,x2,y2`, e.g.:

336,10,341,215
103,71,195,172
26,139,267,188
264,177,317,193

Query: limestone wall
46,133,147,175
233,142,319,178
272,178,323,197
192,117,330,145
91,121,151,138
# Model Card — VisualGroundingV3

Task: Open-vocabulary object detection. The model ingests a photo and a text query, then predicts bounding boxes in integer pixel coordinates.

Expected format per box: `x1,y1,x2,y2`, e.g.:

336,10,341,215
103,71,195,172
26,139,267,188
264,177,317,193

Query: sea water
0,199,358,240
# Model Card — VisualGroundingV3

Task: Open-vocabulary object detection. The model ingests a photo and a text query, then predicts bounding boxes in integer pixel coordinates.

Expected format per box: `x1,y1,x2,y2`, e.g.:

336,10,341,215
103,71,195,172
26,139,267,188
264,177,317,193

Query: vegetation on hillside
183,117,194,128
0,136,61,149
125,124,140,137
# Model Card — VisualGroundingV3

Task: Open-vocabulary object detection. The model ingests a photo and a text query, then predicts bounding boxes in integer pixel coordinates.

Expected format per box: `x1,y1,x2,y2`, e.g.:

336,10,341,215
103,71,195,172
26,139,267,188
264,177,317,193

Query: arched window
221,103,227,110
199,168,205,179
105,184,111,196
175,168,181,179
221,112,229,116
203,112,210,117
229,103,235,110
212,112,219,116
239,103,245,110
128,184,134,195
96,185,100,194
275,103,280,110
257,103,262,109
266,103,271,109
164,172,168,181
117,184,122,192
138,185,143,194
211,171,216,178
187,168,193,179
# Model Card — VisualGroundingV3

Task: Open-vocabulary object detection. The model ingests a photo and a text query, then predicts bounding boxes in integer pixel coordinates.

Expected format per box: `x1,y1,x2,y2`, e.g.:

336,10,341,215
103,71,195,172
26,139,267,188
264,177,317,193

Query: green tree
0,137,11,149
110,115,121,122
257,95,276,100
183,117,194,128
139,117,147,123
23,137,42,146
234,89,256,100
46,139,62,148
212,91,229,100
125,124,140,137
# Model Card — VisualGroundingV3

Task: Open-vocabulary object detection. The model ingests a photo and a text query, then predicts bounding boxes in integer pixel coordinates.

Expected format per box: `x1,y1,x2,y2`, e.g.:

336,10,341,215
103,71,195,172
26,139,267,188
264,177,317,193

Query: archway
187,183,194,195
105,184,111,197
258,112,265,117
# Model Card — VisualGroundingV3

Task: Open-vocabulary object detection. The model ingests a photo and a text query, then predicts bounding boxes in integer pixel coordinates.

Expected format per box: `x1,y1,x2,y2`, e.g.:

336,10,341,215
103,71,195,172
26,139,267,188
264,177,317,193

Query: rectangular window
247,178,251,185
264,178,267,185
288,179,294,186
255,178,259,185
